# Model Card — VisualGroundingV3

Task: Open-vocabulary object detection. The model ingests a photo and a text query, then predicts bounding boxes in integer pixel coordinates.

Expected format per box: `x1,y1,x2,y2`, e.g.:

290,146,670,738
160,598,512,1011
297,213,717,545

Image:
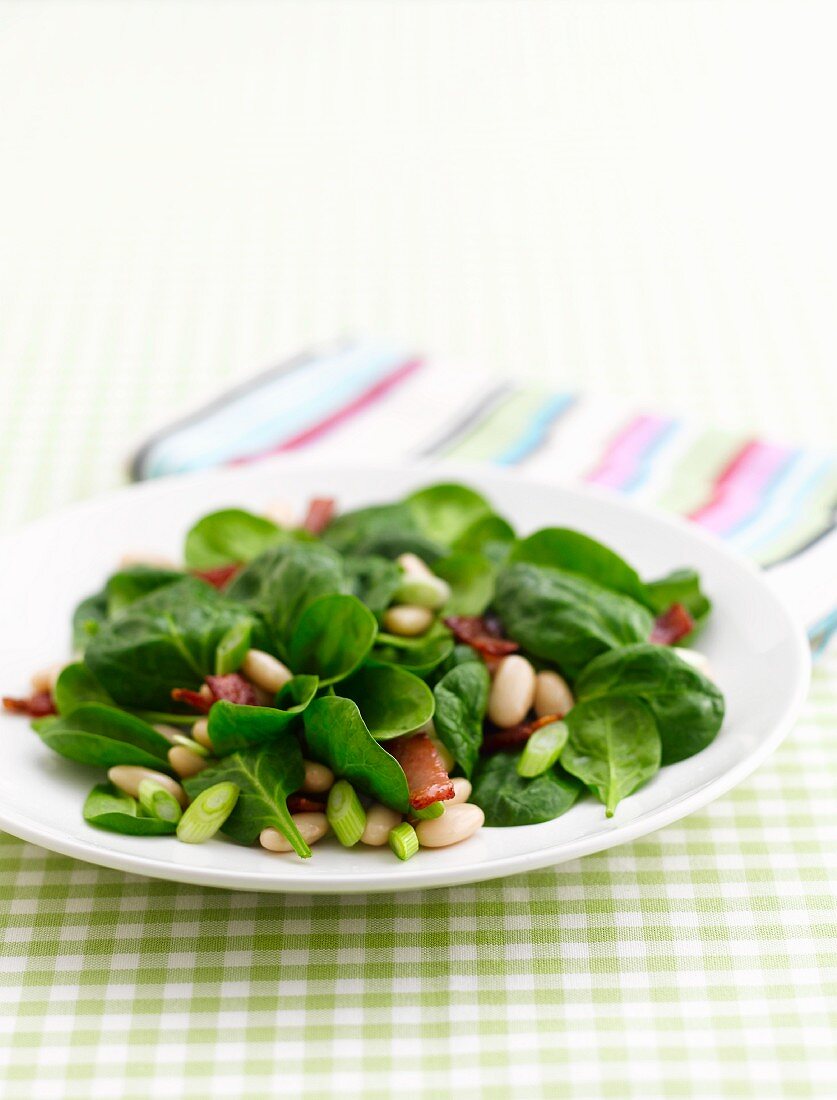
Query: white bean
191,718,213,751
673,647,714,681
108,765,188,808
396,553,436,580
393,574,451,610
168,746,209,778
152,723,185,745
488,655,536,728
301,759,335,794
260,814,329,852
241,649,293,694
450,777,472,804
118,552,178,569
360,804,402,846
416,804,484,848
383,605,434,637
263,498,297,528
30,662,64,694
534,670,574,718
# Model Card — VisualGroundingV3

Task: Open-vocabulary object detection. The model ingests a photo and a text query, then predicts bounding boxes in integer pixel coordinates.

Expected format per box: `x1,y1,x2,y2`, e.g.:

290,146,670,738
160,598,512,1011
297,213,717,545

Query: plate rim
0,456,812,893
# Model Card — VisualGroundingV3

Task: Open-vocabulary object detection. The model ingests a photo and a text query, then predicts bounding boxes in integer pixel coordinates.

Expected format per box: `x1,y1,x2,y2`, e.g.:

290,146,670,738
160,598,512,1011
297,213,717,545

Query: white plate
0,459,811,893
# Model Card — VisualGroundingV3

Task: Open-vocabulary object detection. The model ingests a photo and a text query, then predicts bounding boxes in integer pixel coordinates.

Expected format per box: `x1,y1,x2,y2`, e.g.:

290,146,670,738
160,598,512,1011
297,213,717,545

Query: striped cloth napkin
130,339,837,653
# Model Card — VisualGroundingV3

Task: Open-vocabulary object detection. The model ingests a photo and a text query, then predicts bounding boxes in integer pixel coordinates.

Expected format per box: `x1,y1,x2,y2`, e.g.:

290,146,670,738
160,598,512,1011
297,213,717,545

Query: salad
3,482,724,862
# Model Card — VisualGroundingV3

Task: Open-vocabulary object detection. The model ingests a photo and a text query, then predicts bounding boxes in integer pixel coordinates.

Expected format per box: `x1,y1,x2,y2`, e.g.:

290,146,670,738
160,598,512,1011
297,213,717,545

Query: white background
0,0,835,523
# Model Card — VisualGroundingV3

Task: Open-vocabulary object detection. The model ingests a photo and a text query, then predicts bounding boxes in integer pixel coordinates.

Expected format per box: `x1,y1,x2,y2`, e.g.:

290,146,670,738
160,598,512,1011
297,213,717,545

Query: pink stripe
234,357,424,463
689,441,791,532
585,415,669,489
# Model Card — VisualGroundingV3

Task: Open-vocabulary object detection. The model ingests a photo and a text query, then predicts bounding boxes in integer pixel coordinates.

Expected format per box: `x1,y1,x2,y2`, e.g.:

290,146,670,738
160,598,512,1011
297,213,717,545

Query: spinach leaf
72,589,109,652
432,661,490,777
451,512,516,565
470,752,582,826
574,643,724,764
343,554,402,615
338,665,435,740
431,642,482,683
84,577,255,710
226,542,348,652
371,622,455,678
288,594,377,685
184,508,288,570
562,695,661,816
509,527,649,606
644,568,712,628
433,552,495,616
83,783,177,836
183,734,310,856
303,696,411,812
207,675,318,755
406,483,492,545
37,704,174,770
214,619,252,675
106,565,185,617
323,502,423,555
495,562,654,679
54,662,114,715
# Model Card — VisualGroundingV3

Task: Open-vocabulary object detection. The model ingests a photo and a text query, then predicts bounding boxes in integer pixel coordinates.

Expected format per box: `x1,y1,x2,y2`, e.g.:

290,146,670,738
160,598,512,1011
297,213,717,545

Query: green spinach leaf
495,562,654,679
38,704,174,770
343,554,402,615
433,552,495,616
643,568,712,628
510,527,649,606
432,661,490,777
406,482,492,545
83,783,178,836
226,542,348,652
72,589,109,652
106,565,185,617
451,512,516,565
574,643,724,763
183,734,310,856
303,696,410,812
184,508,288,570
207,675,318,755
288,594,377,685
54,663,114,715
85,577,256,710
470,752,582,826
371,621,455,678
338,665,435,740
562,695,661,815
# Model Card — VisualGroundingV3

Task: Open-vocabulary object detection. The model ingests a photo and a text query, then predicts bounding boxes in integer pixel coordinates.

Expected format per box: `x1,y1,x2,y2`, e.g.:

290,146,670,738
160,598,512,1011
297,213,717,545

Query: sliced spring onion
169,732,210,758
393,574,451,611
326,779,366,847
176,781,239,844
138,778,183,824
412,801,445,820
516,720,569,778
214,620,252,676
389,822,419,861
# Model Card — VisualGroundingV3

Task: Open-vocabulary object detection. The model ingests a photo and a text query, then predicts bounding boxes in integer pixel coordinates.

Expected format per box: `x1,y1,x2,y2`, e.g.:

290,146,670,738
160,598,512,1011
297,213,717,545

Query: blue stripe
493,394,576,466
746,456,836,556
621,419,681,495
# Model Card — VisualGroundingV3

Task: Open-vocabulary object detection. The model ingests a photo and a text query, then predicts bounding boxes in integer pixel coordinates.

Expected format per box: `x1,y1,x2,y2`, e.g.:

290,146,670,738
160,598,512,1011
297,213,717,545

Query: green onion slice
516,720,569,778
326,780,366,847
176,781,239,844
138,778,183,824
389,822,419,861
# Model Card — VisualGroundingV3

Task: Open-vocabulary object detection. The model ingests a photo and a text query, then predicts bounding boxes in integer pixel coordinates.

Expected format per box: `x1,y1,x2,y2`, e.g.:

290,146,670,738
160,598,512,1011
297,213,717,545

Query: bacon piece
387,732,455,809
193,563,241,590
205,673,259,706
171,688,213,713
287,794,326,814
481,713,561,754
650,603,694,645
302,497,336,536
2,690,57,718
444,615,519,660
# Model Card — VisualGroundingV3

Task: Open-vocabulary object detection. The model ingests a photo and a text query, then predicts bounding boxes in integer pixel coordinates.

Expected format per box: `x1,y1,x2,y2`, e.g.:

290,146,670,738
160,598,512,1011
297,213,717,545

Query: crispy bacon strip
481,713,562,754
2,690,57,718
287,794,326,814
387,732,455,809
444,615,519,660
302,497,336,536
650,603,694,646
172,672,259,712
193,563,241,590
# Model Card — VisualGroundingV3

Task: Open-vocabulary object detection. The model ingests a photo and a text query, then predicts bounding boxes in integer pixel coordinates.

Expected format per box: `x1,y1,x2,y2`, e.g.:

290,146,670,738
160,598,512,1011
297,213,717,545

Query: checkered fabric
2,4,836,1096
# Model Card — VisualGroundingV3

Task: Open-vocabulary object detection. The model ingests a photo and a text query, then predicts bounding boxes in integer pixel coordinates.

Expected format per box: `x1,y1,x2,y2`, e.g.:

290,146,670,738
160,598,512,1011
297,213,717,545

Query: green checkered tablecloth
2,3,837,1095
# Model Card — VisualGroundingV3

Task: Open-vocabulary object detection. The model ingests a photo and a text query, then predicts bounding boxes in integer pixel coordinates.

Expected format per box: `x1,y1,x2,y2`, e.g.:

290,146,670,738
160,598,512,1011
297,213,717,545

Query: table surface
1,3,836,1097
